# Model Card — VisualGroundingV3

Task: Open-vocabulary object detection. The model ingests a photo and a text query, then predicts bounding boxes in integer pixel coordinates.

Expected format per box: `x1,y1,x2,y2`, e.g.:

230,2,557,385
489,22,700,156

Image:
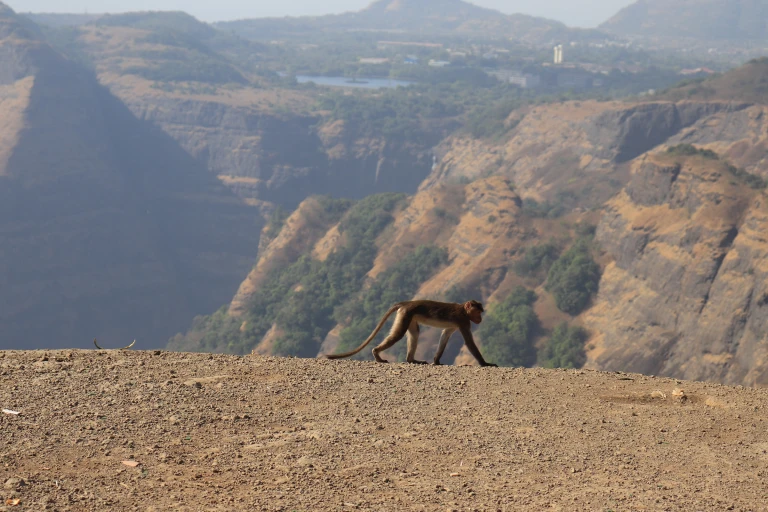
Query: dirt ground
1,350,768,511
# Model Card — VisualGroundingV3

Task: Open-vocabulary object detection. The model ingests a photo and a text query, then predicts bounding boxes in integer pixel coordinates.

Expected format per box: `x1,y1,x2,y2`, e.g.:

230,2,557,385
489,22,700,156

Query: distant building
554,44,564,64
359,57,390,65
378,41,444,49
404,55,418,65
428,60,451,67
487,69,541,89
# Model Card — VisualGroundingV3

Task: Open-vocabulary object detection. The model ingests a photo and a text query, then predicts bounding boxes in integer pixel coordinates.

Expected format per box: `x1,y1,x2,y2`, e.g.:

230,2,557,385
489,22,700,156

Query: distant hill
217,0,603,45
93,11,217,39
600,0,768,40
22,12,104,27
46,11,251,86
657,57,768,102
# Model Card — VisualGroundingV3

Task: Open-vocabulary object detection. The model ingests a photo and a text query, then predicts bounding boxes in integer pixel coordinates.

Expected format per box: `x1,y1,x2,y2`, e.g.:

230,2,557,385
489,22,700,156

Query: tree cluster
545,239,600,315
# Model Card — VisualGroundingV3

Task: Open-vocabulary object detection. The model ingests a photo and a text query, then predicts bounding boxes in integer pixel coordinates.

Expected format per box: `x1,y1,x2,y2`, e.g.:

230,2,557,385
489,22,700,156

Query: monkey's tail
324,304,401,360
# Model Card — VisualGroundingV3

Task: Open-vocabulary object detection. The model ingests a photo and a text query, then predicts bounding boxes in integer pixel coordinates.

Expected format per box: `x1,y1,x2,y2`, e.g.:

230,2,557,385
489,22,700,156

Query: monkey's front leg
433,328,456,365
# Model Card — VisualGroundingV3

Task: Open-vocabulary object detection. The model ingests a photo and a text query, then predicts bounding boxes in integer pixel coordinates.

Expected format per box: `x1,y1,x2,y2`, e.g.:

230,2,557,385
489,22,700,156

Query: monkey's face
465,302,483,324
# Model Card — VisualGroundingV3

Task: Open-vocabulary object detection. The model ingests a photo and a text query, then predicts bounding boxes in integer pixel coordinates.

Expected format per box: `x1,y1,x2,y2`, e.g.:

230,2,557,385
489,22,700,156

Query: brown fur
324,300,496,366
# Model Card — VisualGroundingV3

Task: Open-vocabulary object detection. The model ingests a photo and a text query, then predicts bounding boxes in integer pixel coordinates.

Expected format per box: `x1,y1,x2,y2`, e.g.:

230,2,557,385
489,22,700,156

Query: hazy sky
7,0,635,28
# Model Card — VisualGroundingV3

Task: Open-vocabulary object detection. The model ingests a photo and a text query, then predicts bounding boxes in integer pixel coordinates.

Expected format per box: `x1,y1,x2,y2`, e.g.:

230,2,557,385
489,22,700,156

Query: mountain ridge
600,0,768,40
214,0,594,45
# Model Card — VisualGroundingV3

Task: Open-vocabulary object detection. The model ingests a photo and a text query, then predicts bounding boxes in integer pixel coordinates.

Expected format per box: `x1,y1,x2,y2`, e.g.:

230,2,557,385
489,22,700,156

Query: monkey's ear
463,301,472,313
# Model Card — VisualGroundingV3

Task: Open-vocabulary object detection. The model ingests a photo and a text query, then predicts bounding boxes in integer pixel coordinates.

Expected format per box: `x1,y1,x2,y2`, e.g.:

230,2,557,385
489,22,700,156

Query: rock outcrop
585,152,768,386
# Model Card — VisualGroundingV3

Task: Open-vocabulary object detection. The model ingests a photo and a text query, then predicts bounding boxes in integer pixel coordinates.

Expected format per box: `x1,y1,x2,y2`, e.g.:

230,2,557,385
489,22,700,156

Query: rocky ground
1,350,768,511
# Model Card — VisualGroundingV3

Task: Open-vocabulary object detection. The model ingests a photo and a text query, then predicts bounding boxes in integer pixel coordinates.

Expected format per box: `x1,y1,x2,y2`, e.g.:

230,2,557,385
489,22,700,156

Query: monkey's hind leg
371,311,409,363
405,320,427,364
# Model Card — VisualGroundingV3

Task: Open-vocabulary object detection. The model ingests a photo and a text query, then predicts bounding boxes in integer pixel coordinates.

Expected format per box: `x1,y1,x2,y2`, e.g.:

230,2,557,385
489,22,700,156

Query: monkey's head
464,300,484,324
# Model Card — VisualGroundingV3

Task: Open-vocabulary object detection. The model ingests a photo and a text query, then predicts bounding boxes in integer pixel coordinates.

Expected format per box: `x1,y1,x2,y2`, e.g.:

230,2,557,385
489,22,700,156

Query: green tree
171,194,405,356
540,323,589,369
545,239,600,315
514,241,560,278
477,287,539,367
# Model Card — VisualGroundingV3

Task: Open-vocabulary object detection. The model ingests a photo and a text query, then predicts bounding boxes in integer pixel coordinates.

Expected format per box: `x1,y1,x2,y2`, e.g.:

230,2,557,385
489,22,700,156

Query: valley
2,0,768,388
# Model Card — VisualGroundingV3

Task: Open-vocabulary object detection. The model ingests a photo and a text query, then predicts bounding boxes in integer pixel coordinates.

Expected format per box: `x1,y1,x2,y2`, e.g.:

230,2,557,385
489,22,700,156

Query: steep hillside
600,0,768,40
0,2,260,349
585,148,768,386
426,100,749,205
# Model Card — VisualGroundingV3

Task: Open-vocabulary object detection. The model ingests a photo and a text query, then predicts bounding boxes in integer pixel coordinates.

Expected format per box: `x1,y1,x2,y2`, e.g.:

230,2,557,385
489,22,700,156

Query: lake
295,75,414,89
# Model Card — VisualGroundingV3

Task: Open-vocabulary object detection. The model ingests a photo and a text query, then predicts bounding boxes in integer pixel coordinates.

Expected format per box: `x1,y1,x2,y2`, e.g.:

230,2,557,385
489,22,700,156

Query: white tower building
554,44,563,64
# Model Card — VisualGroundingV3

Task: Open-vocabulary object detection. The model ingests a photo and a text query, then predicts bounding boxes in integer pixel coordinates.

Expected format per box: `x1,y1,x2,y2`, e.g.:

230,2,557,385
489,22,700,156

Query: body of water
295,75,414,89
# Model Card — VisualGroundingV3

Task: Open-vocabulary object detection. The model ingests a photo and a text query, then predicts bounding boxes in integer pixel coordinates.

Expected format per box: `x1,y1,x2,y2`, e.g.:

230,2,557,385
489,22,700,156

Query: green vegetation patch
540,322,589,369
727,163,767,190
514,241,560,279
171,194,410,356
263,206,290,242
124,58,246,85
476,286,539,368
521,198,567,219
317,91,458,143
666,143,719,160
545,239,601,315
667,144,766,189
466,99,521,139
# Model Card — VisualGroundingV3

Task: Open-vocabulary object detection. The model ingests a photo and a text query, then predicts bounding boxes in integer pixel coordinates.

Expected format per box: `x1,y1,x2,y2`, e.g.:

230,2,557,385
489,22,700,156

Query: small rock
4,478,25,489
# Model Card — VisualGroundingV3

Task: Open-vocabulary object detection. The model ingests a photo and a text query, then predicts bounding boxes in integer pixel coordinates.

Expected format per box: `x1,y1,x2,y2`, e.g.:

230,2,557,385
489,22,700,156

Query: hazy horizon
6,0,635,28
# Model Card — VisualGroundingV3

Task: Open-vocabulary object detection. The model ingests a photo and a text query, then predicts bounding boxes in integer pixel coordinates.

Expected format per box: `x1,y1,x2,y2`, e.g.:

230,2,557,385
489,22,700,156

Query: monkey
325,300,497,367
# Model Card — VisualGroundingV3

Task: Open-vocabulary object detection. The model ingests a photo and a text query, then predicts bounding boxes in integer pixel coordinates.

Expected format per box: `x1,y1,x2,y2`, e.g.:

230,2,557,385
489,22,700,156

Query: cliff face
425,101,751,210
228,197,343,318
0,4,260,349
584,153,768,386
129,100,435,207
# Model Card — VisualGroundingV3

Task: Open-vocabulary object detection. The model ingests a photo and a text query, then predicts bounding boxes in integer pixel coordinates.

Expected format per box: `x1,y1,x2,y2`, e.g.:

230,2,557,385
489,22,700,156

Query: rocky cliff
584,151,768,386
0,3,260,349
131,101,435,207
425,100,751,206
